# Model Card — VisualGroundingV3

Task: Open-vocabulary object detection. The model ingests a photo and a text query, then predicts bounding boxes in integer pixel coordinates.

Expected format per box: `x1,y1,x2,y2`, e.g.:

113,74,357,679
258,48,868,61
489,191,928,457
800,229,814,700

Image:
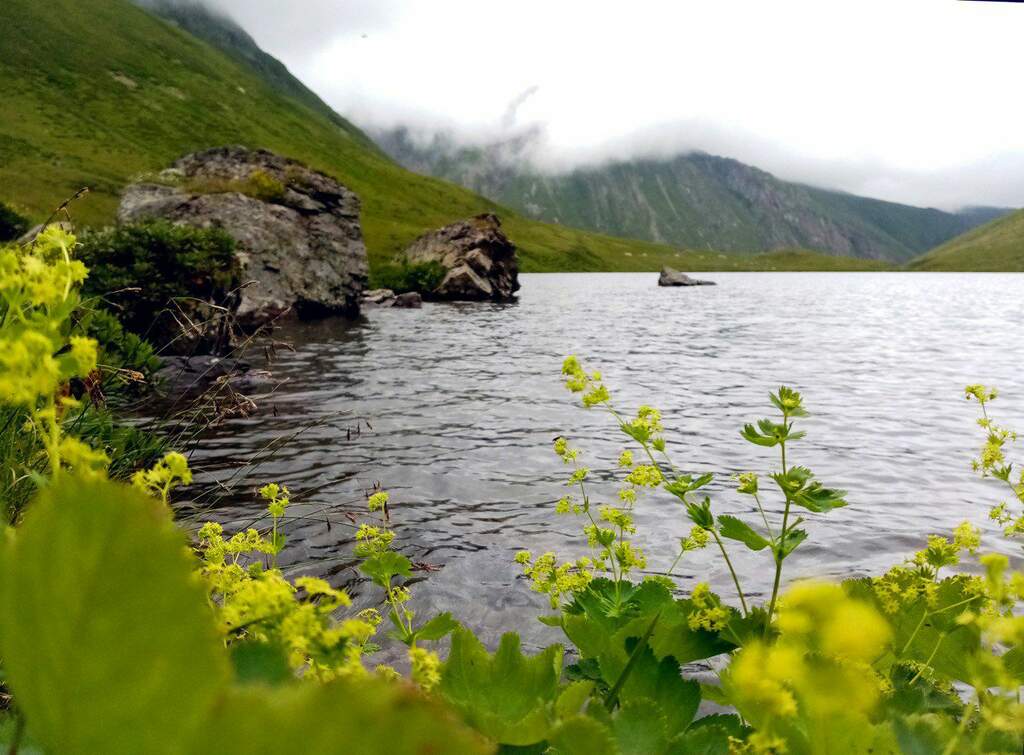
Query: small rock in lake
658,266,716,287
362,288,397,306
393,292,423,308
361,289,422,308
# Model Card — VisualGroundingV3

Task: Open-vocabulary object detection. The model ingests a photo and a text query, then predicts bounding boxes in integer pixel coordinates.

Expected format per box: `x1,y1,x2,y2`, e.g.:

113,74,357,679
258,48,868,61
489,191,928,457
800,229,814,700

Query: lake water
182,272,1024,651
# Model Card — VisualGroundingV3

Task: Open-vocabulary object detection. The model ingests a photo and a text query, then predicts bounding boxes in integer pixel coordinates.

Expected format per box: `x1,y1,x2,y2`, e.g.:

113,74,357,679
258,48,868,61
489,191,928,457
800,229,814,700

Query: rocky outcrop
361,289,422,309
658,267,716,287
118,146,368,325
404,214,519,301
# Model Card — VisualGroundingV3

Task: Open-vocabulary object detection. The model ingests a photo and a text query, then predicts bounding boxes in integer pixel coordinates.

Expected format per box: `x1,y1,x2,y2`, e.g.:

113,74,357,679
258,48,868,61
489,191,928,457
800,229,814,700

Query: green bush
78,221,238,347
369,259,447,294
0,201,29,242
79,308,162,387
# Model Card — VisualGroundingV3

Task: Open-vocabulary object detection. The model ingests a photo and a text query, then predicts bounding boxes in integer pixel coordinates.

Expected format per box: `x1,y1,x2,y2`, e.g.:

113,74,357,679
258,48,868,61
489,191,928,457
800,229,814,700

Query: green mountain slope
909,209,1024,271
377,129,1009,264
135,0,375,146
0,0,718,273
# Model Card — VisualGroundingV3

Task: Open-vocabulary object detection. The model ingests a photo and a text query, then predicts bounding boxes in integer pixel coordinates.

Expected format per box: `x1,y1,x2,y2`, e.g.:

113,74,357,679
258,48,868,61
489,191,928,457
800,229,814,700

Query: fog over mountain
141,0,1024,211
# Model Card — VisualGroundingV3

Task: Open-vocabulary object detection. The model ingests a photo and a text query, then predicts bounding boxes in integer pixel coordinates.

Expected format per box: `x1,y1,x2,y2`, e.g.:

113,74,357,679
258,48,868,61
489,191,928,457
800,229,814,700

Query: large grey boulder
118,146,368,325
404,213,519,302
658,267,716,287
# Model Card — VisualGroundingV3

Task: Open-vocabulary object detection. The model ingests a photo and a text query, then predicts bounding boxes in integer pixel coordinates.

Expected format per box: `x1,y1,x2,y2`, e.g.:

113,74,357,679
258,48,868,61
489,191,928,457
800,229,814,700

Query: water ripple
178,272,1024,650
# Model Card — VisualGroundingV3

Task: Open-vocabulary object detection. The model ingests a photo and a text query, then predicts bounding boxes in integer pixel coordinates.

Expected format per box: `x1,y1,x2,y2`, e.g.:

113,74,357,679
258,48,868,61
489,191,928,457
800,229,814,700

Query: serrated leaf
413,611,460,642
555,680,595,719
620,422,650,445
563,579,673,659
547,716,618,755
664,474,714,503
0,478,229,754
740,421,779,447
885,664,961,716
770,387,808,418
600,638,700,736
779,527,808,558
716,515,770,551
892,714,957,755
792,483,848,513
440,629,563,746
358,550,412,588
648,599,737,665
666,724,732,755
612,699,669,755
685,498,714,529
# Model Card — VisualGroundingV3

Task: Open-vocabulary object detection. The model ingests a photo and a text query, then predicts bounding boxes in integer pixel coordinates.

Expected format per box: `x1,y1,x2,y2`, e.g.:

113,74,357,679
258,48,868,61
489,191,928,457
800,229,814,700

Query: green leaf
612,699,669,755
778,527,808,557
716,515,770,551
892,714,957,755
740,419,804,448
201,675,487,754
885,664,961,716
230,641,293,686
648,601,736,665
770,386,808,418
792,483,848,513
664,473,714,503
358,550,412,588
1001,645,1024,683
684,498,715,529
772,467,847,513
547,716,618,755
620,421,650,445
563,579,673,659
440,629,563,746
0,478,229,754
413,611,460,642
555,681,595,719
600,638,700,737
666,724,732,755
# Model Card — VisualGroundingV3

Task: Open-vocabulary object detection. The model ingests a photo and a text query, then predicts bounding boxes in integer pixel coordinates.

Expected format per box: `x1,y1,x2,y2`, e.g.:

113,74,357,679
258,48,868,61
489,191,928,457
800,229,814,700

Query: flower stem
712,530,748,616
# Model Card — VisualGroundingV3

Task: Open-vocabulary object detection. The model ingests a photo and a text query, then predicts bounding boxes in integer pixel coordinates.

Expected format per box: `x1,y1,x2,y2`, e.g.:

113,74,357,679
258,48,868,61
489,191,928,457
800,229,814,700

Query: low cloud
137,0,1024,211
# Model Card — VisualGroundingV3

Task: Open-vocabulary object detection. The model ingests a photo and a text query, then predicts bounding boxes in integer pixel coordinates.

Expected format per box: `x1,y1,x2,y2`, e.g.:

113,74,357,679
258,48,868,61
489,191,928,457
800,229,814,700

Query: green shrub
79,308,162,388
0,201,29,242
370,259,447,294
78,221,238,346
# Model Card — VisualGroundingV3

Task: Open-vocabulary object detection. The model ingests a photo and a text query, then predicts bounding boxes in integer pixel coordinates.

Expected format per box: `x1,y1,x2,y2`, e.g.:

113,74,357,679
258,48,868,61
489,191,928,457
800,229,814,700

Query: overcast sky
189,0,1022,210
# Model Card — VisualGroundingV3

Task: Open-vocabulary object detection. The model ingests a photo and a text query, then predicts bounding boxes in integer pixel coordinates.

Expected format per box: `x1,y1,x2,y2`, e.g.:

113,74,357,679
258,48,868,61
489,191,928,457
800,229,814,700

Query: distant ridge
910,209,1024,271
376,127,1012,264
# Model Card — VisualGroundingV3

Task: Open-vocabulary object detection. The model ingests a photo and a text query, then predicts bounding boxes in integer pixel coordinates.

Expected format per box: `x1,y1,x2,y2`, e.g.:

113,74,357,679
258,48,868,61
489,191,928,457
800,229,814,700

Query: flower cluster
688,582,730,631
515,550,594,608
132,451,193,504
0,228,108,481
195,485,375,681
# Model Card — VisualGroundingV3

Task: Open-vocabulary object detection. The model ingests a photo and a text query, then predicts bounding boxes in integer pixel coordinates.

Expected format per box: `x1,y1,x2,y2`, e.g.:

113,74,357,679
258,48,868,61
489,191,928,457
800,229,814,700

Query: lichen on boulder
118,146,368,325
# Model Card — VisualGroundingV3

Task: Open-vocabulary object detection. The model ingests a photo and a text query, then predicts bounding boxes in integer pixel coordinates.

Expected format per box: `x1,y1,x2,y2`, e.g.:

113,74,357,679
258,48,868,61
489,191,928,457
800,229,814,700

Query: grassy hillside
909,209,1024,271
377,129,1007,264
0,0,710,273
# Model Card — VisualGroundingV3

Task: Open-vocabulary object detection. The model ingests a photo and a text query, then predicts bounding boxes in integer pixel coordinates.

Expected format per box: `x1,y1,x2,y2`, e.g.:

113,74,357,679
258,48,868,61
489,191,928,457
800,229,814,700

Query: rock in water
118,146,368,325
361,289,422,309
404,213,519,301
658,267,716,287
